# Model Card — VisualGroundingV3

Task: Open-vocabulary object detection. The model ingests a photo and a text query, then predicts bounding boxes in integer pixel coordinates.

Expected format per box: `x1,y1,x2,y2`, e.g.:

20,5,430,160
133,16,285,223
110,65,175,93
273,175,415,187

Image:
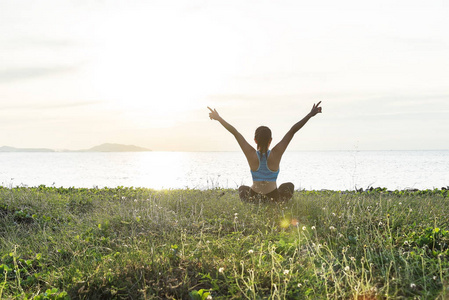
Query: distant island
0,143,151,153
0,146,55,152
81,143,150,152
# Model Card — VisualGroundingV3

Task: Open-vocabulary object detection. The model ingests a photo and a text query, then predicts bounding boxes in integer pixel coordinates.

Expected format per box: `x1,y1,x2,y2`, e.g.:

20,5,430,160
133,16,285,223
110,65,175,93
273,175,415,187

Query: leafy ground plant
0,186,448,299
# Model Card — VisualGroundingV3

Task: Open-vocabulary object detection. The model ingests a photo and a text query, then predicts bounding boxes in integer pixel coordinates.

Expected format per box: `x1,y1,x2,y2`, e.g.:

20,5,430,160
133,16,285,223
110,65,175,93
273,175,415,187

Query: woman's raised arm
208,107,258,169
271,102,322,162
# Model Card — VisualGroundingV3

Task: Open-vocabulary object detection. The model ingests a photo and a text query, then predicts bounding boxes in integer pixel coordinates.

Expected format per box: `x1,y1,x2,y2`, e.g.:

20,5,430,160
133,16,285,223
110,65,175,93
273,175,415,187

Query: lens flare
280,219,290,228
291,218,299,226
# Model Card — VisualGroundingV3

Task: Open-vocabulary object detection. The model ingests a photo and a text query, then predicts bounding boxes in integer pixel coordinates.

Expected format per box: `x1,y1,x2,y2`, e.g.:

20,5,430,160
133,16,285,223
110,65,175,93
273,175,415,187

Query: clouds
0,66,76,84
204,88,449,151
2,36,74,51
0,0,448,151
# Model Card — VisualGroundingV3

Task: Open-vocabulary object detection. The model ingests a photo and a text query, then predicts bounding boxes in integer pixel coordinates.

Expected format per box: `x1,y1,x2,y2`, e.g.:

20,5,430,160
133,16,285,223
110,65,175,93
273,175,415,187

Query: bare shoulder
247,149,259,171
269,146,283,161
267,148,282,171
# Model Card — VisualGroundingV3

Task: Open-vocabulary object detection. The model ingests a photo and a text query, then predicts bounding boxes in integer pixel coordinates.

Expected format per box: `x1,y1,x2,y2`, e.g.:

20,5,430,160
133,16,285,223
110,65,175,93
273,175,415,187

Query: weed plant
0,185,448,299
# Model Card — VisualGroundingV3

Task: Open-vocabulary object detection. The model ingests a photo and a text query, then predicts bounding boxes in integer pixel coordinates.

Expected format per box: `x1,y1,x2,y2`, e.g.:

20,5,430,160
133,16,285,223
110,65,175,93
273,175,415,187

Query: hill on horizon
0,146,54,152
82,143,151,152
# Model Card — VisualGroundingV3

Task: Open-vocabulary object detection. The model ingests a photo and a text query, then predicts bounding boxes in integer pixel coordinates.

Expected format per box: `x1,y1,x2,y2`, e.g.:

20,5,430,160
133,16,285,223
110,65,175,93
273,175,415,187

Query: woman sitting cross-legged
207,102,322,202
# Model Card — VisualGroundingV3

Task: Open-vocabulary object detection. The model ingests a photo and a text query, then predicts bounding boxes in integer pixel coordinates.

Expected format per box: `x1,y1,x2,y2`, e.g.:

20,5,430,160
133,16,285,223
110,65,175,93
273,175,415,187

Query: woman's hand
310,101,322,117
207,107,221,121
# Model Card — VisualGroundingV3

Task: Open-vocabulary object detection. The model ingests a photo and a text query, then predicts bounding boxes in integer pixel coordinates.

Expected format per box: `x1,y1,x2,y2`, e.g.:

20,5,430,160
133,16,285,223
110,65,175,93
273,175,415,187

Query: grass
0,185,448,299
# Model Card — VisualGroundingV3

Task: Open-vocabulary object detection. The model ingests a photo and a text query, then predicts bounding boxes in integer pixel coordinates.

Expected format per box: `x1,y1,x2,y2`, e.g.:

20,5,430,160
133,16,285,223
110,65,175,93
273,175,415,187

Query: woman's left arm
271,102,322,161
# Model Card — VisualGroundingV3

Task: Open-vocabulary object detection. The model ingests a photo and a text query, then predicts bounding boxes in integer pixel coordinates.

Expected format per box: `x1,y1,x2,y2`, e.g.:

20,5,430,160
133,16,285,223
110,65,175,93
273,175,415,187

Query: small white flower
207,295,213,300
332,213,336,216
344,266,350,271
409,208,413,212
283,269,289,275
399,202,402,205
378,221,384,226
433,276,437,280
297,283,302,288
234,213,238,216
329,226,336,231
311,226,316,230
218,267,224,273
410,283,416,289
248,249,254,254
302,226,307,231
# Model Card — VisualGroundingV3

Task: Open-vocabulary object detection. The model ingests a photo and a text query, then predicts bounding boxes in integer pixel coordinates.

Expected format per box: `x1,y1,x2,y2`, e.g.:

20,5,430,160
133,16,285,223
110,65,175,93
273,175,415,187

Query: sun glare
89,6,241,128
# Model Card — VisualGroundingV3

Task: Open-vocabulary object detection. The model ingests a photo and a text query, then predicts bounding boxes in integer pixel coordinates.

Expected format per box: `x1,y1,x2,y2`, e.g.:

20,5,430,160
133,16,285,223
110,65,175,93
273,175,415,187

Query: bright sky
1,0,448,151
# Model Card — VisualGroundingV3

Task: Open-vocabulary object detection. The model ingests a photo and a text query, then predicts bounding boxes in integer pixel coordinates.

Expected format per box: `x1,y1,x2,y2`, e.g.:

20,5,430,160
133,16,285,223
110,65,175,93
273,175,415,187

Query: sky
1,0,448,151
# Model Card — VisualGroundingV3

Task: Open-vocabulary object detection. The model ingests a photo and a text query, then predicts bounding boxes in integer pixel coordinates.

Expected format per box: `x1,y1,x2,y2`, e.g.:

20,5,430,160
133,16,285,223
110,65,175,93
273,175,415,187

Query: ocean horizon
1,150,448,191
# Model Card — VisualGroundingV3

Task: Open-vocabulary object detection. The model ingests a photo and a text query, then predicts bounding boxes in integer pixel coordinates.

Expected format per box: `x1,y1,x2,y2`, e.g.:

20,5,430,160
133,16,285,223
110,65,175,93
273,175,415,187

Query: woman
208,102,322,202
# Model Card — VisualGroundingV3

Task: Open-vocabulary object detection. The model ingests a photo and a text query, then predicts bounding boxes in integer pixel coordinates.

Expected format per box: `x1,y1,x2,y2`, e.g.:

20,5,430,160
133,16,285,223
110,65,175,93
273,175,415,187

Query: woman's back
251,150,279,182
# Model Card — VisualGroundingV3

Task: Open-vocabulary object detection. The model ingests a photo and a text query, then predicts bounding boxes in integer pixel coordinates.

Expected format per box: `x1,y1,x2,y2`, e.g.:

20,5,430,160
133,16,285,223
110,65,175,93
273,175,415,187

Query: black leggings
238,183,295,203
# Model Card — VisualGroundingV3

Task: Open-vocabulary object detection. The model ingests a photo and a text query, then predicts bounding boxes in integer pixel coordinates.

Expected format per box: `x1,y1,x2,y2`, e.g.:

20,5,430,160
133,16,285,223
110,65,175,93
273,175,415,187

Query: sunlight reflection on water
0,151,448,190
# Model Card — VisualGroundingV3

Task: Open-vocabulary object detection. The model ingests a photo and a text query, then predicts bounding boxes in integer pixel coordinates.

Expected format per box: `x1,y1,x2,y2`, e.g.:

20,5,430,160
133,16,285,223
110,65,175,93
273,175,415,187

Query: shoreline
1,184,448,193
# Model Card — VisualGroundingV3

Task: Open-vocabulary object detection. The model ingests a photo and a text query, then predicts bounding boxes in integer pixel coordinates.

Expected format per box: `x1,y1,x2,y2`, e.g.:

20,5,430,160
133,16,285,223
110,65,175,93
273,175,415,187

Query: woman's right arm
208,107,258,169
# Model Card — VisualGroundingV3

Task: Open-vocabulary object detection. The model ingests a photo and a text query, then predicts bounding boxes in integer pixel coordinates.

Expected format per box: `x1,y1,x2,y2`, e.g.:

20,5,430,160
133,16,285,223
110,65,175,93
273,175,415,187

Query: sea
0,151,448,191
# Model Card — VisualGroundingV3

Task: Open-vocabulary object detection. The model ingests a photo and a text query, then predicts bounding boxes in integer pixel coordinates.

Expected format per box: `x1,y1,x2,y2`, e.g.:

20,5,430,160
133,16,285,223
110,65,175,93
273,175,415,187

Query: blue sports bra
251,150,279,182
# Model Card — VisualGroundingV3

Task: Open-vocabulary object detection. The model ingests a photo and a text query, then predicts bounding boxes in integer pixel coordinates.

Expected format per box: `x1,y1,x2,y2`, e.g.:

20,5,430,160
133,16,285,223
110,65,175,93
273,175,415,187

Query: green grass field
1,186,448,299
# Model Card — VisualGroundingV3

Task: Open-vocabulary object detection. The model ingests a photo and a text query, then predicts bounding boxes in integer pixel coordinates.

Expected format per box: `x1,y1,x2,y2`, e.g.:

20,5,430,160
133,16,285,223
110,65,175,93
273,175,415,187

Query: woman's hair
255,126,272,156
